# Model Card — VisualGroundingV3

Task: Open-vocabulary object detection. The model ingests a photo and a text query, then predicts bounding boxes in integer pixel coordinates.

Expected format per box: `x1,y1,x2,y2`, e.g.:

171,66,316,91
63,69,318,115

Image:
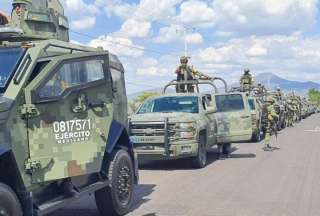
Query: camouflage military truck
0,1,138,216
129,79,254,167
247,96,264,142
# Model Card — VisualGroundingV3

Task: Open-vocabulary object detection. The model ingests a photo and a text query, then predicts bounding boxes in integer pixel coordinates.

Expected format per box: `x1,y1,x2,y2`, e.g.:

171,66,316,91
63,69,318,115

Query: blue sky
1,0,320,94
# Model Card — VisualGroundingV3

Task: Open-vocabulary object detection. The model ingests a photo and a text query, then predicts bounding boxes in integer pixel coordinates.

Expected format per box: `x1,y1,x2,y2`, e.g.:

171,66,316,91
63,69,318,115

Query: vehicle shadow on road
130,184,156,212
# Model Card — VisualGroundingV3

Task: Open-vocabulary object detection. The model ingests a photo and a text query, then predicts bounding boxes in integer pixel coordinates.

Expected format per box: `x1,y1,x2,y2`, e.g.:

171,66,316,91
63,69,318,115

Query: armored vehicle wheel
95,149,134,216
0,183,22,216
191,134,207,168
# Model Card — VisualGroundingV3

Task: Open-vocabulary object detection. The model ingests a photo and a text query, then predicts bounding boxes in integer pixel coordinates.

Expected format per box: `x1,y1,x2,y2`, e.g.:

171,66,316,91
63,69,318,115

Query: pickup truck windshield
0,47,25,90
138,96,199,114
216,94,245,112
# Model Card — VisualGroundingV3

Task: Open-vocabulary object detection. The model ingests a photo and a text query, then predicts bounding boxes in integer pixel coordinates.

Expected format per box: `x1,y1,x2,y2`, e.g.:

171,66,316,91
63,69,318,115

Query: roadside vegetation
308,88,320,106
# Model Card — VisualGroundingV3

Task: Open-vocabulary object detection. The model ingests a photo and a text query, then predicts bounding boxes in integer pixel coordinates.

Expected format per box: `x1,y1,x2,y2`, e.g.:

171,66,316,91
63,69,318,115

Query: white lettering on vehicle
53,119,92,144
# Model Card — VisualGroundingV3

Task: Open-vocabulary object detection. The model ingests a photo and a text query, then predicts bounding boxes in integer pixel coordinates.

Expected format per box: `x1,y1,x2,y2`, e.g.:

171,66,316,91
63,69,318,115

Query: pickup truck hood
130,112,199,123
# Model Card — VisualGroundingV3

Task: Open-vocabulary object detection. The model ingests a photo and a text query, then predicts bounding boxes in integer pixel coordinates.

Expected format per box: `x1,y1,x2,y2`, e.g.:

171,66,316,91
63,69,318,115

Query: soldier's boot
62,179,79,198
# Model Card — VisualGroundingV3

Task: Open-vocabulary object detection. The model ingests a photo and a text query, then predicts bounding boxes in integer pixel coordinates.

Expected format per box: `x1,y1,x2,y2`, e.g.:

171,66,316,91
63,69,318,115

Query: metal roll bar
162,79,219,94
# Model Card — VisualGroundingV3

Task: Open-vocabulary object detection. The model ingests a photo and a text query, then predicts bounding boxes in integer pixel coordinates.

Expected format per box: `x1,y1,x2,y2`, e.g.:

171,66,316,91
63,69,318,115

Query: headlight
176,122,195,129
178,131,195,139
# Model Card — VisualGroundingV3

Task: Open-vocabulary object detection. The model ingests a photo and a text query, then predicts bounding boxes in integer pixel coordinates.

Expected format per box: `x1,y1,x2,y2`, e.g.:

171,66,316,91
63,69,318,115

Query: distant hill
253,73,320,95
128,73,320,101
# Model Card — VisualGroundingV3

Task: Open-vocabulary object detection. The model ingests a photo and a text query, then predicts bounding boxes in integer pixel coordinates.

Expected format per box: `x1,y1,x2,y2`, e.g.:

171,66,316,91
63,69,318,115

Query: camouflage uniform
263,97,279,151
275,87,283,101
240,69,253,92
175,56,194,93
286,99,295,127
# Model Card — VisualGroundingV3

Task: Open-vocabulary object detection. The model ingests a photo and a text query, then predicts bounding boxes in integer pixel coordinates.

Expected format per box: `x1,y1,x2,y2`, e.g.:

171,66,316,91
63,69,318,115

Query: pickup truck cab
129,93,217,168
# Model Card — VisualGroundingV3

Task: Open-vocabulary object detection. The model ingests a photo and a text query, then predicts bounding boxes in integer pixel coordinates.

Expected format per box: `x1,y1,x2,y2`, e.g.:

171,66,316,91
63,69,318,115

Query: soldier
240,69,253,92
275,87,283,101
12,0,32,18
263,96,279,151
175,56,194,93
286,98,295,127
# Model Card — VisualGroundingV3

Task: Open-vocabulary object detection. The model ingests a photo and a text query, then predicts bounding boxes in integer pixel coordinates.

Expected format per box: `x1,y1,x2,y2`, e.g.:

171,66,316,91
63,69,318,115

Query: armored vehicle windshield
215,94,245,112
0,46,25,90
137,96,199,114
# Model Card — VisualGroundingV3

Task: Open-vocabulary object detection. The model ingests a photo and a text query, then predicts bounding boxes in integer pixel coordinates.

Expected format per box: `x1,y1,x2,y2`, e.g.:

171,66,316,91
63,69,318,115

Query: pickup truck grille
130,123,165,136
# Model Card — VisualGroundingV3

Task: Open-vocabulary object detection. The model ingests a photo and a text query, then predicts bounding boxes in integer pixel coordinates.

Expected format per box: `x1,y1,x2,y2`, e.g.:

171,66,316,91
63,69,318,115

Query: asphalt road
49,113,320,216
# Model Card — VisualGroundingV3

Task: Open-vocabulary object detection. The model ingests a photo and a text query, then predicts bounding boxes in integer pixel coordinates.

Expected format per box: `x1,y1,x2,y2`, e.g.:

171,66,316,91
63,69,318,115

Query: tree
308,88,320,106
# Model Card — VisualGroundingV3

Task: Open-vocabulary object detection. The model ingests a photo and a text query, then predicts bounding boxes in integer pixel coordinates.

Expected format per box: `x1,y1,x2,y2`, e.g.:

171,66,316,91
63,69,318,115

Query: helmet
180,56,188,64
277,87,281,91
12,0,31,5
257,82,262,86
244,69,250,74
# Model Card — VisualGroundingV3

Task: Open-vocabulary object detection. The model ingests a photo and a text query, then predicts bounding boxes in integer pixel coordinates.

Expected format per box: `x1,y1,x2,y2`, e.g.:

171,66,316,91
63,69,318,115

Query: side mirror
206,106,217,114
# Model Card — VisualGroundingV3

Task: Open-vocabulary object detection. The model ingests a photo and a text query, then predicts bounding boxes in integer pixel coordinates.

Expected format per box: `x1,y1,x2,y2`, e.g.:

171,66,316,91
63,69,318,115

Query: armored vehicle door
23,52,114,182
214,93,252,143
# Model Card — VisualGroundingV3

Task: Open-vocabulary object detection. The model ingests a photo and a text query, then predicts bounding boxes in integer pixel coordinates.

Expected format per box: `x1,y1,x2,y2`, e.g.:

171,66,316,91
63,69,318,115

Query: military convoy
0,0,318,215
0,1,137,216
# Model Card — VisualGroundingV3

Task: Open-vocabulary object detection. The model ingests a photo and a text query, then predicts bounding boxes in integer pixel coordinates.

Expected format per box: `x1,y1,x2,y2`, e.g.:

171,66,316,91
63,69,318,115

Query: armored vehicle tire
191,134,207,168
0,183,23,216
95,149,134,216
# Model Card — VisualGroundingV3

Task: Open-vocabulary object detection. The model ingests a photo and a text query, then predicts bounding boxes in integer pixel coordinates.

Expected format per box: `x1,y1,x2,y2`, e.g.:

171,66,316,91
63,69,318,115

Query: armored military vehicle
129,77,255,167
0,1,138,216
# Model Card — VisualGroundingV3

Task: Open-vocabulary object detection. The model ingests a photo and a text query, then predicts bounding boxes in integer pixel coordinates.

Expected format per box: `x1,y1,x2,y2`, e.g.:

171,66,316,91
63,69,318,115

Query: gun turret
0,0,69,42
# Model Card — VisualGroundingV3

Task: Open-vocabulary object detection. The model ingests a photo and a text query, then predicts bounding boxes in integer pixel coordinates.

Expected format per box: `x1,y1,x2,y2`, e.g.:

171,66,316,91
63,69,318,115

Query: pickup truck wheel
0,183,22,216
95,149,134,216
222,143,232,155
192,135,207,168
252,129,262,142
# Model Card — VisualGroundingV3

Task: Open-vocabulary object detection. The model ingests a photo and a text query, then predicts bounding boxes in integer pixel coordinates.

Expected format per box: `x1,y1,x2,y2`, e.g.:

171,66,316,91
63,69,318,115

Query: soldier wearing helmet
175,56,194,93
263,95,279,151
12,0,31,17
240,69,253,92
275,87,283,101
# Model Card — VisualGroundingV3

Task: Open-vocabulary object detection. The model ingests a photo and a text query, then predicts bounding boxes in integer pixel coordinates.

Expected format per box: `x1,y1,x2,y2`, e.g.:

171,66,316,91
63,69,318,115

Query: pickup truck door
214,94,253,143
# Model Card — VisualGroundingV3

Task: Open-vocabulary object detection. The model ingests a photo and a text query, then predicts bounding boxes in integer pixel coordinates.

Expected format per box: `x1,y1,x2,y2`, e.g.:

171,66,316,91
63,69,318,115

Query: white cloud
196,34,320,83
137,66,169,76
186,33,203,44
178,0,215,27
88,36,144,57
104,2,137,19
246,43,268,57
118,18,152,38
71,16,96,30
210,0,318,35
64,0,98,15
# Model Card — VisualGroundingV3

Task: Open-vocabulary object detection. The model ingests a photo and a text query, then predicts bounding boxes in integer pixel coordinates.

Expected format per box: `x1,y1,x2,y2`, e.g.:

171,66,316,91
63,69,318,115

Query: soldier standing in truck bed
175,56,195,93
240,69,253,92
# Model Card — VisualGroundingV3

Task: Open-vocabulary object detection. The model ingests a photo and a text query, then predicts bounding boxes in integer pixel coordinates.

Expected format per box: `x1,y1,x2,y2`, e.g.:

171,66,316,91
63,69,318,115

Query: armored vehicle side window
215,94,245,112
0,47,25,91
38,59,104,98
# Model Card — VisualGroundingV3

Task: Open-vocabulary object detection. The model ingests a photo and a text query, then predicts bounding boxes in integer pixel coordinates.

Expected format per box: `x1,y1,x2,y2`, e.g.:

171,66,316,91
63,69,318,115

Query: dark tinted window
248,99,255,110
39,59,104,98
215,94,245,112
138,96,199,114
0,47,25,89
